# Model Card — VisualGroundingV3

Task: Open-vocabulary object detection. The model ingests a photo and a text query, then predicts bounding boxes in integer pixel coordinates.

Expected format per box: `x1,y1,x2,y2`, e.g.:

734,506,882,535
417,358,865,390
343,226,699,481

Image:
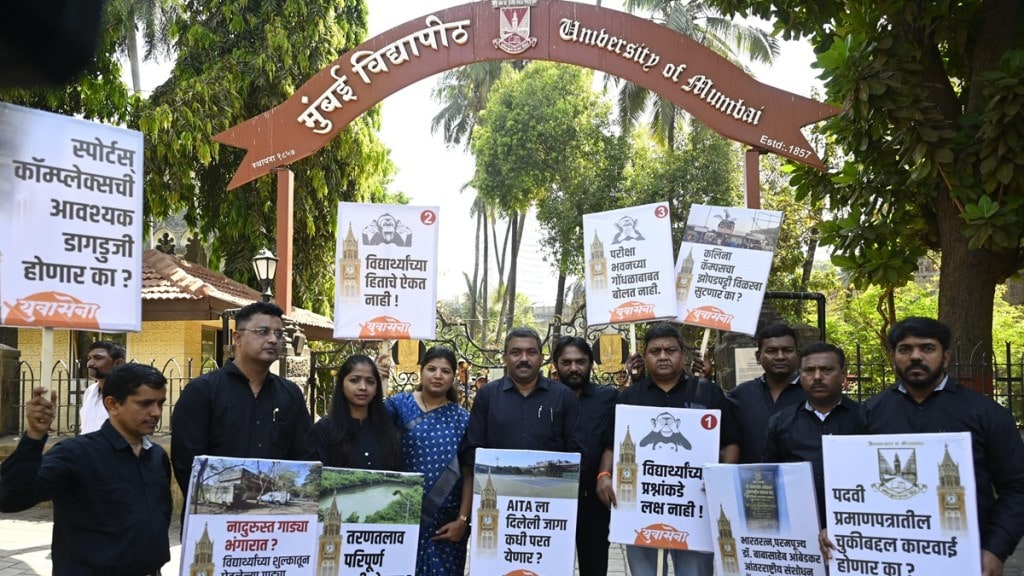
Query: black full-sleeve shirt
763,396,866,527
459,375,584,468
604,374,741,451
577,381,619,494
727,374,805,463
864,380,1024,562
170,361,315,496
0,421,171,575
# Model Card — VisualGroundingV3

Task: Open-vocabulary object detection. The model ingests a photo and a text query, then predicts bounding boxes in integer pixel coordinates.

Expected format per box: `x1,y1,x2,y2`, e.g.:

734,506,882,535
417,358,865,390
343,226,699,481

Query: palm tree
430,61,510,151
618,0,779,148
106,0,181,94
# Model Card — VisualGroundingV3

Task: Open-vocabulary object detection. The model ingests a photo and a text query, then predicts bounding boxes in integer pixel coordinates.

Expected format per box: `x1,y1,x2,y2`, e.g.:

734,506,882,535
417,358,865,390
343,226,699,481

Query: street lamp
251,248,278,303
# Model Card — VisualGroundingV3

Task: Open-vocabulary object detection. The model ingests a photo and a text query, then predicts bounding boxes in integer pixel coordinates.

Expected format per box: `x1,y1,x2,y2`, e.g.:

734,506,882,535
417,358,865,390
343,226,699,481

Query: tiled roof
141,249,333,336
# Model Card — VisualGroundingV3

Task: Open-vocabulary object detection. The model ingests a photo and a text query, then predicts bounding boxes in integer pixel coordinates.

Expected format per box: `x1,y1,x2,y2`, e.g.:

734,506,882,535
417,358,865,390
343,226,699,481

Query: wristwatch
458,514,470,526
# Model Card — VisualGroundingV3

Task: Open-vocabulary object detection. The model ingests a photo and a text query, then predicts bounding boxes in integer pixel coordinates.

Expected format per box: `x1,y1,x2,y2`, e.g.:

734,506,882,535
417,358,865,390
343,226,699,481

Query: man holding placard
597,323,740,576
864,317,1024,576
763,342,865,528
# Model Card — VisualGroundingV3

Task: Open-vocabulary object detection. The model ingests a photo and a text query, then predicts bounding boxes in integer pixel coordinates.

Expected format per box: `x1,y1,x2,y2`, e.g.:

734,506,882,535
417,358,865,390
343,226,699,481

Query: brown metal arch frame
215,0,840,189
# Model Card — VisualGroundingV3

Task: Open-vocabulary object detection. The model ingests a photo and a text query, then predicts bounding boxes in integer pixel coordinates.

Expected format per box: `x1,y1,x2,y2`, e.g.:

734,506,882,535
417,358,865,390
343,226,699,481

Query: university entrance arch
214,0,840,309
216,0,838,188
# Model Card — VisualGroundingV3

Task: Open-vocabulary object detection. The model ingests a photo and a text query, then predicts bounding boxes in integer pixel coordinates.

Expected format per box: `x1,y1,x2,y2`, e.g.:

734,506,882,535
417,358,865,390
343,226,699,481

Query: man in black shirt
728,323,804,463
553,336,618,576
171,301,314,502
596,323,740,576
0,364,171,576
460,327,584,466
763,342,865,530
864,317,1024,576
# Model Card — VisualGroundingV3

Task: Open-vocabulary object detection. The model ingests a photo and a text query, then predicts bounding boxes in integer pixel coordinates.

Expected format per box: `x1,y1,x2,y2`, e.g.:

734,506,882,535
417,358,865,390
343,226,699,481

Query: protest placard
0,102,143,331
823,433,980,576
469,448,580,575
608,405,720,552
334,202,438,340
582,202,677,326
675,204,782,335
705,463,826,576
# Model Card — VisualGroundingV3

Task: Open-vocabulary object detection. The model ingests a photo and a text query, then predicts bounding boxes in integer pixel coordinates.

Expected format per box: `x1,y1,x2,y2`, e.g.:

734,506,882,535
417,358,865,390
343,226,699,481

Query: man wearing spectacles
171,301,314,506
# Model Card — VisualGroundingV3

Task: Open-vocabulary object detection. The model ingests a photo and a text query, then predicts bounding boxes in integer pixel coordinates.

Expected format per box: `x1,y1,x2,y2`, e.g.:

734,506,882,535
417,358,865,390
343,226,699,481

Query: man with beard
763,342,864,532
553,336,617,576
460,327,583,478
171,302,314,503
864,317,1024,576
597,323,740,576
727,324,804,463
79,341,126,433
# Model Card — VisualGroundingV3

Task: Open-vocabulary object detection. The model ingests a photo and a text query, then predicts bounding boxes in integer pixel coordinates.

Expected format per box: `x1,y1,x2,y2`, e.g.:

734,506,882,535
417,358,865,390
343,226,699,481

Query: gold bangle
596,471,612,481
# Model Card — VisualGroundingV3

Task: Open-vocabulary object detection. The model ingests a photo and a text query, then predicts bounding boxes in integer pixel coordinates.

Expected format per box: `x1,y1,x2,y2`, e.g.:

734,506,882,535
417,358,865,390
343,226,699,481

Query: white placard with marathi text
704,463,826,576
180,457,320,576
0,102,143,331
334,202,438,340
608,405,721,552
582,202,677,326
469,448,580,575
823,433,980,576
676,204,782,335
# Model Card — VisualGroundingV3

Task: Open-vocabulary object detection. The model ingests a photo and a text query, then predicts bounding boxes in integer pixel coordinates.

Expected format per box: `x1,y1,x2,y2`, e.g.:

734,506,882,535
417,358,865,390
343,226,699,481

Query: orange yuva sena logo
634,523,690,550
358,315,412,339
504,571,539,576
684,305,734,331
609,300,657,323
2,291,101,329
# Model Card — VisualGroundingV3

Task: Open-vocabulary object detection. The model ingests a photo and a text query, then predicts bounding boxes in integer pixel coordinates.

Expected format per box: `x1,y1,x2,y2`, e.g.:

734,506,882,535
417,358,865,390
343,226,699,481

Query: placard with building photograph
675,204,783,335
704,463,826,576
469,448,581,575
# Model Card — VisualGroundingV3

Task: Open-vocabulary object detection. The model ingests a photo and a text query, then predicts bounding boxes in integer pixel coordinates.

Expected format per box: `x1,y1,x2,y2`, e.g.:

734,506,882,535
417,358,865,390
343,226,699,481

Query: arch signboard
215,0,840,189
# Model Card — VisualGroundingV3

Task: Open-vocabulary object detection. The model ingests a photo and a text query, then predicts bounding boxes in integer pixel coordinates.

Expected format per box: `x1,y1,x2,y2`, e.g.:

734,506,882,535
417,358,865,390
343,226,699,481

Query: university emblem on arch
493,0,539,55
872,448,927,499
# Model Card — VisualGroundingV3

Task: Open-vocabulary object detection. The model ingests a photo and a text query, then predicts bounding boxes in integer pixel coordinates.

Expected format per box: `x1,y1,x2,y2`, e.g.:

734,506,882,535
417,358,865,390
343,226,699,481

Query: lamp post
251,248,278,303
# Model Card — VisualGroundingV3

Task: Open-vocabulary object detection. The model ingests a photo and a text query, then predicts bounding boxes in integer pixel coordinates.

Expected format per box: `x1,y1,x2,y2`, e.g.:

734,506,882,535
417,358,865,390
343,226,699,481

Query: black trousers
576,491,611,576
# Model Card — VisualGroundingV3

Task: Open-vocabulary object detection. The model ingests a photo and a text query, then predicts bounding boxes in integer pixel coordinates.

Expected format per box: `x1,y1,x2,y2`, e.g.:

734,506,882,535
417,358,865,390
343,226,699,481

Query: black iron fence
6,325,1024,436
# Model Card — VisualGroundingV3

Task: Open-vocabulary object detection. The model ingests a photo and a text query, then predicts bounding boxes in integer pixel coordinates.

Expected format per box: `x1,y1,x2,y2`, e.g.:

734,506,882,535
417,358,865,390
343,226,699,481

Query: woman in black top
307,354,401,470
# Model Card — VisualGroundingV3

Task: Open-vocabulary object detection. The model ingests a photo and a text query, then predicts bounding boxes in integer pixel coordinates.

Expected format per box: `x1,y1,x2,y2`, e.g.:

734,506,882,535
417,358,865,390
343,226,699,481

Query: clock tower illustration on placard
589,232,608,291
676,248,694,306
617,425,637,504
317,497,343,576
477,471,499,551
339,223,361,302
937,444,966,531
189,523,214,576
717,505,740,574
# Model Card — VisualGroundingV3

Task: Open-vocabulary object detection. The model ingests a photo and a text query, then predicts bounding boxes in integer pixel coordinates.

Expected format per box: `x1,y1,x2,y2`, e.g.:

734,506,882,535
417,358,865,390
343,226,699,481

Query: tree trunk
469,205,482,340
126,10,142,94
505,212,526,330
935,189,1005,393
482,211,490,343
553,262,567,340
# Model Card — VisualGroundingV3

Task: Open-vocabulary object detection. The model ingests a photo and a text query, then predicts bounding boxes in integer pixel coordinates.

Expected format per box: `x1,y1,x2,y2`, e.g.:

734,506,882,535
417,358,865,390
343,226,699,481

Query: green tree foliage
106,0,181,94
365,487,423,525
471,62,611,333
623,123,743,248
139,0,394,314
707,0,1024,357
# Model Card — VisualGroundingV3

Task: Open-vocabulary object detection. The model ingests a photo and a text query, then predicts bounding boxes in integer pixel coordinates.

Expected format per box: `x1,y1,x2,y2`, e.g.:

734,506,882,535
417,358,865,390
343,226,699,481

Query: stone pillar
0,344,22,435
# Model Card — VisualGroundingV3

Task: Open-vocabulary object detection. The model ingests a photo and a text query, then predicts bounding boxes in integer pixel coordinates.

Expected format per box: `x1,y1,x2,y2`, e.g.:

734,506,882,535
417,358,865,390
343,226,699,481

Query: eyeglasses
238,327,286,339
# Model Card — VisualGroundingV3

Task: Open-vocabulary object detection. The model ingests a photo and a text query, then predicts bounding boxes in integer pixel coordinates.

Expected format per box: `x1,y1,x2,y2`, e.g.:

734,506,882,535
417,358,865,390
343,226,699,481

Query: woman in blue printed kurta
385,346,471,576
